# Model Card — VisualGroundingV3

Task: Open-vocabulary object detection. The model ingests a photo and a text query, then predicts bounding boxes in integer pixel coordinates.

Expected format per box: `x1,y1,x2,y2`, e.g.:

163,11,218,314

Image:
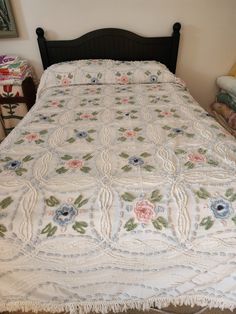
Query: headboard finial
36,27,45,38
173,22,181,33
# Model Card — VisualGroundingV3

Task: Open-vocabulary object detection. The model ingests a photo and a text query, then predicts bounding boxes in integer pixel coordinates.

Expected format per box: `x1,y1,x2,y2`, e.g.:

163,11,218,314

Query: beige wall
0,0,236,109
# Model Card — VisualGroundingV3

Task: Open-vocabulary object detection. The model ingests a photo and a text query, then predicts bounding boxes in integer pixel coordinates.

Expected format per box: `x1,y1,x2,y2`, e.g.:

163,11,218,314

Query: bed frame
36,23,181,73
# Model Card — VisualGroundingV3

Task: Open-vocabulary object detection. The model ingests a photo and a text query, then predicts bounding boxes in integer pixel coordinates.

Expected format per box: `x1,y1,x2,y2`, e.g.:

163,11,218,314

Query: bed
0,23,236,314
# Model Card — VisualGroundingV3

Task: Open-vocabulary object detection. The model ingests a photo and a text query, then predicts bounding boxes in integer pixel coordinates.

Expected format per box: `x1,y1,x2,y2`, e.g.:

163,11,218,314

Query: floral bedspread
0,60,236,313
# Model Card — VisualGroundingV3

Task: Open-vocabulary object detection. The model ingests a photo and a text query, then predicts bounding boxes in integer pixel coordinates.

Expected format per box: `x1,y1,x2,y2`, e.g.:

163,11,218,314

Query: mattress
0,60,236,314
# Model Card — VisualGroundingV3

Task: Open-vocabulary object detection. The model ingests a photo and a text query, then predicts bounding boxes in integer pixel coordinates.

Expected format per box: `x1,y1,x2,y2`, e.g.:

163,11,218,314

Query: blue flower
53,204,78,226
91,77,98,84
172,128,184,134
128,156,144,166
5,160,21,170
150,75,158,83
210,198,232,219
76,131,88,139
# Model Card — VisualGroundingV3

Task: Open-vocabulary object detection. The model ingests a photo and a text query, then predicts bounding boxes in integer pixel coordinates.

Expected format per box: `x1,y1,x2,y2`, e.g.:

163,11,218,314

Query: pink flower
66,159,83,169
80,113,94,120
134,200,156,223
188,153,206,163
124,130,136,138
122,97,129,104
51,100,60,107
161,111,172,116
117,76,129,84
61,77,71,86
25,133,39,142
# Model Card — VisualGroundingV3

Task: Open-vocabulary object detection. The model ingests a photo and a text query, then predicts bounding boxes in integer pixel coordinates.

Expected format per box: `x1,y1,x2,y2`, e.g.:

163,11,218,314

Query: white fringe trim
0,296,235,314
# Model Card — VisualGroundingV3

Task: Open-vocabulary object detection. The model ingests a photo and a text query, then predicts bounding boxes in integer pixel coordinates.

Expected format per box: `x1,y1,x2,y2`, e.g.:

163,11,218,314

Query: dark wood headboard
36,23,181,73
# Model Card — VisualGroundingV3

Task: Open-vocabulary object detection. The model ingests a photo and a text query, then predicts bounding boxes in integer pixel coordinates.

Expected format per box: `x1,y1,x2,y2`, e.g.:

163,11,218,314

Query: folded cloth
229,62,236,77
212,102,236,129
216,91,236,112
216,76,236,97
0,57,33,83
0,55,19,65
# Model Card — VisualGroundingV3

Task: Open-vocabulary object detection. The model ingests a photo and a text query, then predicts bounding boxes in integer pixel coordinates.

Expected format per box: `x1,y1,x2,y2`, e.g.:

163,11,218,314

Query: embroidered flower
53,204,77,226
76,131,88,139
124,130,137,138
162,111,172,117
80,113,94,120
91,77,98,84
3,84,12,93
128,156,144,166
134,199,156,223
172,128,184,134
150,75,158,83
4,160,21,170
117,76,129,84
51,100,60,107
122,97,129,104
66,159,83,169
188,153,206,163
210,198,232,219
61,78,71,86
24,133,39,142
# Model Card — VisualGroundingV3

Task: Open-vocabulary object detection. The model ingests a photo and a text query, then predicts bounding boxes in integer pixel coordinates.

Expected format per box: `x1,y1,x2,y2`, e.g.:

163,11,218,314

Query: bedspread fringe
0,296,235,314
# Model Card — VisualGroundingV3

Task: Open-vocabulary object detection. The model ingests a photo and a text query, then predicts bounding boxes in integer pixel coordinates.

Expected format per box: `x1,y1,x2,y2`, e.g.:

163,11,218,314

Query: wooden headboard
36,23,181,73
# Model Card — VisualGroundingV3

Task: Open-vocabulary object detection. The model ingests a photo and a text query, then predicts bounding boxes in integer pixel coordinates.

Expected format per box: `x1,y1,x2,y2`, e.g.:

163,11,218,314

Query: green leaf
162,125,171,130
15,168,27,176
152,219,162,230
121,165,132,172
15,139,24,144
22,155,33,162
225,188,234,197
198,148,207,154
72,221,88,234
82,153,93,161
61,154,73,160
77,199,89,208
39,130,48,135
118,137,126,142
229,193,236,202
157,216,168,228
195,188,211,199
56,167,68,174
124,218,138,231
74,195,83,206
87,129,96,133
67,137,76,143
175,148,186,155
45,196,60,207
121,192,136,202
41,223,57,237
119,152,129,159
0,224,7,237
207,159,219,166
86,137,94,143
186,133,194,138
119,127,126,132
184,161,195,169
0,196,13,209
133,127,142,132
140,152,151,158
137,136,145,142
232,216,236,225
80,166,91,173
86,74,91,79
143,165,155,172
200,216,214,230
150,190,162,203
